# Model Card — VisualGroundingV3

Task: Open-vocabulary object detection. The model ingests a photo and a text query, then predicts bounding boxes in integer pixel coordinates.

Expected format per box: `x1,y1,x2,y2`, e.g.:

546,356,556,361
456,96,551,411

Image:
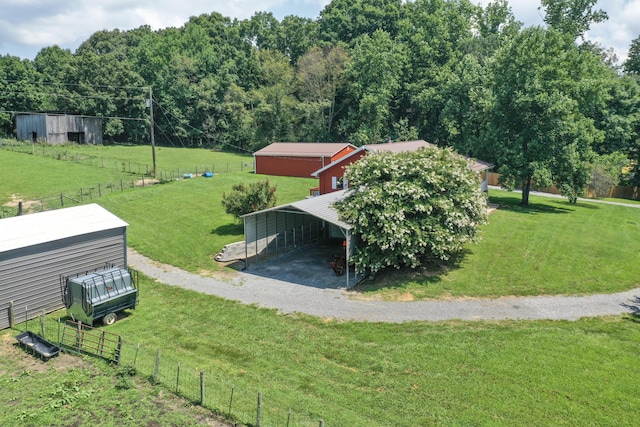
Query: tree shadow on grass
211,223,243,236
490,194,576,215
352,250,470,294
622,297,640,323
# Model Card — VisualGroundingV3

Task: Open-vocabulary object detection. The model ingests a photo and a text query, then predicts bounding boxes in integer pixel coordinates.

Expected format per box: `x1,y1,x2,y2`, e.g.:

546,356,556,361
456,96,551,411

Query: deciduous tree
486,27,608,205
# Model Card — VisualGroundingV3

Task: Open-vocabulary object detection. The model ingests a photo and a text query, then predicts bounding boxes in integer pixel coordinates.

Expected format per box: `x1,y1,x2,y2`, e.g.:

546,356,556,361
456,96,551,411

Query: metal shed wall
46,115,103,145
0,206,127,330
242,191,358,287
16,113,103,145
244,209,326,259
16,114,47,141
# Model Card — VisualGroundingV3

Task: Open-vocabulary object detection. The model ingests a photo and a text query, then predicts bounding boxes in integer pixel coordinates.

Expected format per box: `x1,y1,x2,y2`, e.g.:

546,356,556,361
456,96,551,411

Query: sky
1,0,639,65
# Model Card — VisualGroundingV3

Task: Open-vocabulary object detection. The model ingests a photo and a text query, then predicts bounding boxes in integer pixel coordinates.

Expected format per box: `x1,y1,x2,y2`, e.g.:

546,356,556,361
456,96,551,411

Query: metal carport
242,190,357,288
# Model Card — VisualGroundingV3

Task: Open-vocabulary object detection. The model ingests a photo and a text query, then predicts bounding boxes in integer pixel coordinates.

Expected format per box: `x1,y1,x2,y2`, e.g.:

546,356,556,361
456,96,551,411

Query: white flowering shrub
334,147,488,274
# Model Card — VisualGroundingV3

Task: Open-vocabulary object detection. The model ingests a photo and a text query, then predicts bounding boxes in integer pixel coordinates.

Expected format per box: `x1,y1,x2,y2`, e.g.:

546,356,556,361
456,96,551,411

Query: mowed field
1,144,640,426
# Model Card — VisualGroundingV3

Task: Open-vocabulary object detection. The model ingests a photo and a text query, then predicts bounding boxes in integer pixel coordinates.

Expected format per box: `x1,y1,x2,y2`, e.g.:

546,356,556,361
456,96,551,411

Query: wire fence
0,140,254,218
11,315,327,427
2,140,253,177
0,177,157,218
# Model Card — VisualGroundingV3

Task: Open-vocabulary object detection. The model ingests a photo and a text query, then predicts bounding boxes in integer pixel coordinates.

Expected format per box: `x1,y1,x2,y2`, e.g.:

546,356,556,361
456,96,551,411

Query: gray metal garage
242,190,358,287
0,204,128,329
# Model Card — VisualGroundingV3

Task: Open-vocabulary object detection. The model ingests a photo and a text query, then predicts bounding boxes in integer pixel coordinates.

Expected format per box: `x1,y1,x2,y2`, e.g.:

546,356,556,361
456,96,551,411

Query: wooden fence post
176,362,181,394
256,392,262,427
154,348,161,383
40,310,46,337
133,343,140,368
200,371,205,406
9,301,14,328
228,384,234,417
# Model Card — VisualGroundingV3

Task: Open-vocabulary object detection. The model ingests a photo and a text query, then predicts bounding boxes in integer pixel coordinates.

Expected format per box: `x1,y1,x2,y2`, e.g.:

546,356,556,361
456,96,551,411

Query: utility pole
147,86,157,178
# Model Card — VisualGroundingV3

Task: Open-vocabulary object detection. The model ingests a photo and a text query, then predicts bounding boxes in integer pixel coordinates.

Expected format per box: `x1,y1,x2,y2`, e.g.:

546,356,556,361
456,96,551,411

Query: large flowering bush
335,147,487,273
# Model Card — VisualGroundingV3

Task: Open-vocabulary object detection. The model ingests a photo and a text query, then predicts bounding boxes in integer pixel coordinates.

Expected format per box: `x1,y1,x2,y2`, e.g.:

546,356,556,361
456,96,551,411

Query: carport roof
242,190,353,231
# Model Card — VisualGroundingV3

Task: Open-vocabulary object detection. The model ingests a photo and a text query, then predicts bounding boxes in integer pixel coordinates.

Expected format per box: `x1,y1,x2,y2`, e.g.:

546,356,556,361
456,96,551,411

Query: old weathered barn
0,204,128,330
253,142,356,178
16,113,103,145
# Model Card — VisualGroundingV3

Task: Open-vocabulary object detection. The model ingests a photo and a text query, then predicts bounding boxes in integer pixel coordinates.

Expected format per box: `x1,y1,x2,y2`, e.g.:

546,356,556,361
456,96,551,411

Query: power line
2,89,145,103
153,99,185,148
0,110,146,122
2,80,253,152
2,79,148,91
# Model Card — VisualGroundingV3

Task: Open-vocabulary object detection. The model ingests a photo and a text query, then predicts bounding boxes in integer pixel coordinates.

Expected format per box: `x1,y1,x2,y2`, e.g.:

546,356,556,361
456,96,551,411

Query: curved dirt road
128,249,640,323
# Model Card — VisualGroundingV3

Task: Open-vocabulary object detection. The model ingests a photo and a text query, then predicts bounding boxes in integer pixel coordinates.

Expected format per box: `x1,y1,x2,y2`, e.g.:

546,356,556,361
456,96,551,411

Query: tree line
2,0,640,204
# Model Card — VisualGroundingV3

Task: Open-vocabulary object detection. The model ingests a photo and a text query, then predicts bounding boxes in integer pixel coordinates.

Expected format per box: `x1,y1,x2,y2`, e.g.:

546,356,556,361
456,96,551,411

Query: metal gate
60,320,123,364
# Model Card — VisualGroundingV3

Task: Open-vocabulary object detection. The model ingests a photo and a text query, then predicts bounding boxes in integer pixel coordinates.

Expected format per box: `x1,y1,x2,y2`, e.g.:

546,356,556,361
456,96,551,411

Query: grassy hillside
2,144,640,426
2,144,639,294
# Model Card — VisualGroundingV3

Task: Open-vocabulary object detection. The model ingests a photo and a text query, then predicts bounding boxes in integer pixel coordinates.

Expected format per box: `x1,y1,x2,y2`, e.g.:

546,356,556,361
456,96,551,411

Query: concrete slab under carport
242,238,357,289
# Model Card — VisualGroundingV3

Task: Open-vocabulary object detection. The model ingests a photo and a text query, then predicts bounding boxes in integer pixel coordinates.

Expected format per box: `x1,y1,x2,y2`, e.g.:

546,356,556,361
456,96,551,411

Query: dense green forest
2,0,640,196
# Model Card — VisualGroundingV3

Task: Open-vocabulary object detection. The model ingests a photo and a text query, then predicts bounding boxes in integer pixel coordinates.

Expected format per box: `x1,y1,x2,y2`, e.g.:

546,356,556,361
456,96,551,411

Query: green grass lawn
0,149,134,205
2,145,639,295
12,277,636,427
0,330,228,427
2,140,254,177
360,190,640,299
3,145,640,426
97,172,316,272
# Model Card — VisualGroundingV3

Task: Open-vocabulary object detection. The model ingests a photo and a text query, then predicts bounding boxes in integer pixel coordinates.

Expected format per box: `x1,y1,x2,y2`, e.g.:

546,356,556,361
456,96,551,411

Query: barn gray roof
0,204,128,253
253,142,355,158
242,190,352,231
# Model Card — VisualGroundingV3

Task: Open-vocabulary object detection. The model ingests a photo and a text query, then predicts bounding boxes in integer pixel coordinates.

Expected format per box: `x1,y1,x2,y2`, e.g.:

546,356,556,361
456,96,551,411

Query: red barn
253,142,356,178
312,140,493,195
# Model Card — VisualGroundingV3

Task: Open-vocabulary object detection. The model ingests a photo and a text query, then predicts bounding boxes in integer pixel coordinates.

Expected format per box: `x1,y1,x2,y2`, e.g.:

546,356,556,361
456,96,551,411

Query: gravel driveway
128,248,640,323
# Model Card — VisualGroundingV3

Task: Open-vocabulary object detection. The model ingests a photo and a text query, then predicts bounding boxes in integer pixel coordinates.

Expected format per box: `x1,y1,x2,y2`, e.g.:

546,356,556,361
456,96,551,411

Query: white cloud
1,0,639,65
587,0,640,63
0,0,296,59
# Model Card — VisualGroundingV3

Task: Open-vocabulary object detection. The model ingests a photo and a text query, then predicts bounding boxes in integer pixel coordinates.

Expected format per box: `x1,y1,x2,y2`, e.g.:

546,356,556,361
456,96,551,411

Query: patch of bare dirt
1,332,90,375
134,178,159,187
4,194,41,214
487,203,499,215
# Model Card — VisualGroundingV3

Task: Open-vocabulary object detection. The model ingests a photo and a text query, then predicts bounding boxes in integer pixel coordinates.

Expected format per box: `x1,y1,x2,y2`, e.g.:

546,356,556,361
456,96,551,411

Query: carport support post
346,230,350,289
265,212,269,260
243,217,249,270
255,215,259,263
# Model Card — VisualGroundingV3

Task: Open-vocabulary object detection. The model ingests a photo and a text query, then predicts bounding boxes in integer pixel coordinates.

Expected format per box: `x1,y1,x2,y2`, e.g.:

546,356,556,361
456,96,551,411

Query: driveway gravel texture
128,248,640,323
